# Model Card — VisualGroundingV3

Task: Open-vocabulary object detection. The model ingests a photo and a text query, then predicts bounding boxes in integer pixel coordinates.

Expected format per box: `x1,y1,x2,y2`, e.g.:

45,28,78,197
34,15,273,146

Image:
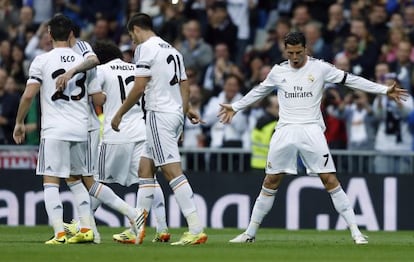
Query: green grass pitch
0,226,413,262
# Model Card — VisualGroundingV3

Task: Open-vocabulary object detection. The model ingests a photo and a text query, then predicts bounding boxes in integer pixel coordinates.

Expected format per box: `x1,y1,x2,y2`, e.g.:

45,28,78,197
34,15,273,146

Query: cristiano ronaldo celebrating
219,31,408,245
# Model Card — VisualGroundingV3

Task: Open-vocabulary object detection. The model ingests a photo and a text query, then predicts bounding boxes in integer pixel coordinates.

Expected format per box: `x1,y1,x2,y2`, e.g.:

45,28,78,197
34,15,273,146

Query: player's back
135,36,186,114
31,47,89,141
97,58,146,143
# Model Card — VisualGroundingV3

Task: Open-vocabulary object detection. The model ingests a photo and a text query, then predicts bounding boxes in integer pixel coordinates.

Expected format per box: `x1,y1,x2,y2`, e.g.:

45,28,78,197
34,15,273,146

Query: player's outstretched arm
218,103,236,124
386,81,409,103
56,55,99,91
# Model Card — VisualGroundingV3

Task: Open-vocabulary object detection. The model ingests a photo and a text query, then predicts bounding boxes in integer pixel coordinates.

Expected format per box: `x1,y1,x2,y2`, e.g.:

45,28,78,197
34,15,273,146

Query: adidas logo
282,79,287,83
167,154,174,159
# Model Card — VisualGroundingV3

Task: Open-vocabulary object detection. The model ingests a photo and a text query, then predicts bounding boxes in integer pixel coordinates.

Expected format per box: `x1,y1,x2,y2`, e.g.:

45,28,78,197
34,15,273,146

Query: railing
1,145,414,175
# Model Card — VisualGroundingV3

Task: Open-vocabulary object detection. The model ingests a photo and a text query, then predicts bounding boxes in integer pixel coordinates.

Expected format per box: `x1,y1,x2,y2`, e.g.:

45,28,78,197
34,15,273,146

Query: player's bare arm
218,103,236,124
112,76,149,132
56,55,99,91
386,81,409,103
13,83,41,144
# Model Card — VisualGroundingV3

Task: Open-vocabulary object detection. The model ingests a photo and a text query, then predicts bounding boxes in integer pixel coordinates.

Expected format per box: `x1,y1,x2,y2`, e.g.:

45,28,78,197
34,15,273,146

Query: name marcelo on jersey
110,65,135,70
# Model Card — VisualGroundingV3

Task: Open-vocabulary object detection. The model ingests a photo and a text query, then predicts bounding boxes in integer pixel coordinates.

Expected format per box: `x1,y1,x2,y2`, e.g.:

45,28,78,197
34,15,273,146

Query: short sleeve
27,55,44,85
134,44,153,77
178,53,187,81
86,68,102,95
76,40,96,58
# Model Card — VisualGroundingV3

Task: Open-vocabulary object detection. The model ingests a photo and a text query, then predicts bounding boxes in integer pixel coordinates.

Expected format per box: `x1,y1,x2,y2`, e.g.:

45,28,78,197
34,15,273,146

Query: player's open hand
386,81,409,103
13,123,25,144
111,113,122,132
218,103,236,124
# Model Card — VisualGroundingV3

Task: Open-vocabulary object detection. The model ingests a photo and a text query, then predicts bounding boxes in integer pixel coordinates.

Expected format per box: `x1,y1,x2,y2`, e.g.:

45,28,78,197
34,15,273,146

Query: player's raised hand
13,123,26,144
386,81,409,103
218,103,236,124
111,113,122,132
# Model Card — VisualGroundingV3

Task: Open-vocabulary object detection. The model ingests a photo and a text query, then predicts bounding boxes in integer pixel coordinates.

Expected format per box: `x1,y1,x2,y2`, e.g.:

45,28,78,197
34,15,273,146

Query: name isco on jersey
110,65,135,70
284,91,313,98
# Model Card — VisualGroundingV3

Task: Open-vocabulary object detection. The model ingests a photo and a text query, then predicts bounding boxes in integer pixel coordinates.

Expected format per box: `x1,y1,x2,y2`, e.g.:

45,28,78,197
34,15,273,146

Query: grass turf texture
0,226,413,262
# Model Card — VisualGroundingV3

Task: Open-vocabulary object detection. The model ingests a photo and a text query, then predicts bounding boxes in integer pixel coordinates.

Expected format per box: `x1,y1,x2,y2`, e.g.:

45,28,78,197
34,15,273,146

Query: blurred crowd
1,0,414,174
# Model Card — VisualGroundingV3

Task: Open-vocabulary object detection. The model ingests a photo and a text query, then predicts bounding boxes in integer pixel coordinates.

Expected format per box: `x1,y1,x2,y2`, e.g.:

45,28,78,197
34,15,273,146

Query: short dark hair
127,13,153,32
93,40,123,64
284,31,306,48
48,14,73,41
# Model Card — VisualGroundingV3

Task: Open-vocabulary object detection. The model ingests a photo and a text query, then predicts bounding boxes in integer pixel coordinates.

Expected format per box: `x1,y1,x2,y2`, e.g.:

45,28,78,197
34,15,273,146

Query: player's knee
263,174,282,189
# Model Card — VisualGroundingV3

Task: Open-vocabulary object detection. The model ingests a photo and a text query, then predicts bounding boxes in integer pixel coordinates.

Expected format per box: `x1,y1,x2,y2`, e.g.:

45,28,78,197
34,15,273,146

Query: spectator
55,0,84,29
22,0,54,26
204,1,238,61
7,43,29,86
373,74,413,174
203,42,244,98
255,17,291,65
182,83,206,171
226,0,257,65
290,3,312,33
335,34,366,77
24,21,52,62
203,74,248,171
250,94,278,170
177,19,213,84
389,40,414,94
367,3,389,47
324,3,350,54
153,1,184,45
349,17,380,79
303,21,334,63
380,27,414,64
0,68,19,144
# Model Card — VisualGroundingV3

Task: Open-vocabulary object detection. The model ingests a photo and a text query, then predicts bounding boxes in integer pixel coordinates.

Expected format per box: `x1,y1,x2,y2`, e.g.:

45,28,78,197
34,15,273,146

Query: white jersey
134,36,187,114
27,47,99,141
72,40,101,131
97,59,146,143
233,57,388,130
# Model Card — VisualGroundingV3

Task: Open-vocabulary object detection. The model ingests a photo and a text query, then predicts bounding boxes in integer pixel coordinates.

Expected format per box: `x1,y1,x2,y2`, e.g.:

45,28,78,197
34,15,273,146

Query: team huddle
12,12,409,246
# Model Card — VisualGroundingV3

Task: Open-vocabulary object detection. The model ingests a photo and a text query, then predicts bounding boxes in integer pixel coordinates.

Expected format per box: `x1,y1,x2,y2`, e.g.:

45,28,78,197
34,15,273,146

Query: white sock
90,196,102,213
89,182,136,220
44,183,64,237
89,195,101,238
137,178,156,213
245,186,277,237
169,174,202,234
67,180,91,229
329,185,361,237
152,180,168,233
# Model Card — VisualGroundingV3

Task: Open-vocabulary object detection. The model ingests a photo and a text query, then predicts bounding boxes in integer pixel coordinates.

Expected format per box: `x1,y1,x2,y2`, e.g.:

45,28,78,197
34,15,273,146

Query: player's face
285,44,307,69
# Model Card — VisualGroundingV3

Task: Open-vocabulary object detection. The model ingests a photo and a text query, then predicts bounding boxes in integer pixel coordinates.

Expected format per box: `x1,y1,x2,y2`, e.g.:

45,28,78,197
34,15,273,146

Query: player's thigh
266,126,299,174
146,111,183,167
97,142,142,186
37,138,71,178
298,124,336,174
70,141,89,175
87,129,100,175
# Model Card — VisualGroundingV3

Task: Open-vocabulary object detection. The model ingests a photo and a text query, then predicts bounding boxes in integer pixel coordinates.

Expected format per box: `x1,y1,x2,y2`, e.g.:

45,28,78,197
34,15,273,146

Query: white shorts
141,111,183,167
96,141,144,186
87,129,100,176
36,138,89,178
266,124,336,175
